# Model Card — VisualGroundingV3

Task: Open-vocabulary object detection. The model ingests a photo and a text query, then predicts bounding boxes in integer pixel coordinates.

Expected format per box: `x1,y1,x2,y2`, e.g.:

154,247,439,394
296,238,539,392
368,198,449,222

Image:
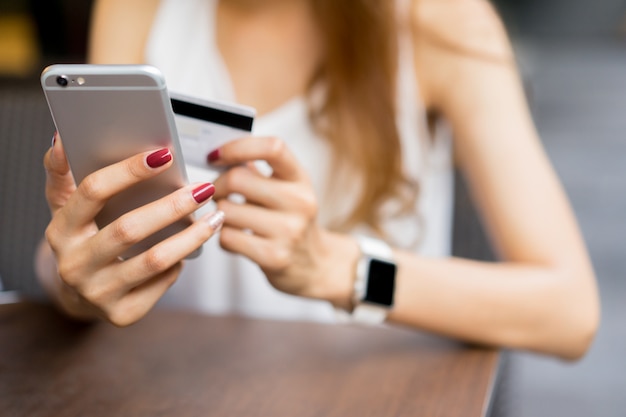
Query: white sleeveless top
146,0,454,322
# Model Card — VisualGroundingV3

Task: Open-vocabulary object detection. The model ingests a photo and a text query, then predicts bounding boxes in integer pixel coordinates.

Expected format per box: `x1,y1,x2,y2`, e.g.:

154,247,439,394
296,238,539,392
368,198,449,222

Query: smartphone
41,64,199,259
170,91,256,182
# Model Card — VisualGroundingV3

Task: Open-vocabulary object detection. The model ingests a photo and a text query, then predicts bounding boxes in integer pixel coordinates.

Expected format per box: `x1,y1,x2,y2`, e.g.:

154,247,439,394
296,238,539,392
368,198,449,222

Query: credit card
170,92,256,177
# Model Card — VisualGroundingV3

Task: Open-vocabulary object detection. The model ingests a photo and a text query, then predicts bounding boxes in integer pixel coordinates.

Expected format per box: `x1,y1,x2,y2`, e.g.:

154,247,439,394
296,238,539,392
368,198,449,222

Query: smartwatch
351,235,397,324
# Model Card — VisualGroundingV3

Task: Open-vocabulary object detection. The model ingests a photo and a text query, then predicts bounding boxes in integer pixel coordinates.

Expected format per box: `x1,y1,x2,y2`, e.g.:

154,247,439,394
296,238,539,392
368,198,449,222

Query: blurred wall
2,0,625,78
493,0,626,37
0,0,93,78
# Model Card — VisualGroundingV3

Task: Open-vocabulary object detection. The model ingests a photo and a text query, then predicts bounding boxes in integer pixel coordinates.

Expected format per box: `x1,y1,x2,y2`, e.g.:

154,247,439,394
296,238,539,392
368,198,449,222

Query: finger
220,226,288,272
44,132,70,175
213,165,317,213
217,199,305,240
209,136,304,181
92,183,216,261
64,209,223,309
44,133,77,214
106,263,183,327
58,147,176,230
104,210,224,292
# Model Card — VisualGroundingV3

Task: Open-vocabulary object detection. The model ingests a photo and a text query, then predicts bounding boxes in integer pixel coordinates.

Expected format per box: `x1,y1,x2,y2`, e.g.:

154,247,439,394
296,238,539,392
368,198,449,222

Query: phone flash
77,77,85,85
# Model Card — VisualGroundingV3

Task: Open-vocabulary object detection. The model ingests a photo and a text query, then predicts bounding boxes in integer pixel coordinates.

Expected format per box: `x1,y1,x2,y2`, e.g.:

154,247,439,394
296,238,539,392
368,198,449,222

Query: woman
36,0,599,360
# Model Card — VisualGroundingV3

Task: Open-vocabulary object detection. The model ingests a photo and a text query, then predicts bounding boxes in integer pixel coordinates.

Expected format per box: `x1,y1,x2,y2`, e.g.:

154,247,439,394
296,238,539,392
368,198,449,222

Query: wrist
309,230,360,311
326,235,398,326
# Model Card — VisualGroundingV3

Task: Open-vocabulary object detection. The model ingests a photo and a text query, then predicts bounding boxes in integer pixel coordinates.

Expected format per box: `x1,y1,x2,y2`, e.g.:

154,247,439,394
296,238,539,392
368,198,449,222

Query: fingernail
147,148,172,168
192,183,215,204
205,210,225,230
51,133,56,148
207,148,221,163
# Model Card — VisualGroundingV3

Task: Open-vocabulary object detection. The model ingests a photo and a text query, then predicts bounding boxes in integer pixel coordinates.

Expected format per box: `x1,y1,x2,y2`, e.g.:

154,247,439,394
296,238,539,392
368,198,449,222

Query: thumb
44,132,76,214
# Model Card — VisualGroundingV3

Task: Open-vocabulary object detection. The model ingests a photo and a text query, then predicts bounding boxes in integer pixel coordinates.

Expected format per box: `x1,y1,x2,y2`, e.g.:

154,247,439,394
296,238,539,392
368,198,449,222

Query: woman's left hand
210,136,357,307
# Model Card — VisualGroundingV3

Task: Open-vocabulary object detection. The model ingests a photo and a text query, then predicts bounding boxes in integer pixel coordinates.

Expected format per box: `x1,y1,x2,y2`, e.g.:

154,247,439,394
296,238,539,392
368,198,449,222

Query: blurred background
1,0,625,415
493,1,626,416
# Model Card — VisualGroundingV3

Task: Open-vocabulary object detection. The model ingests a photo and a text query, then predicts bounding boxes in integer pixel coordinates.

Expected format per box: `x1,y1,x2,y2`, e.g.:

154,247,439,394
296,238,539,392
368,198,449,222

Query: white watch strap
352,303,388,324
357,235,394,259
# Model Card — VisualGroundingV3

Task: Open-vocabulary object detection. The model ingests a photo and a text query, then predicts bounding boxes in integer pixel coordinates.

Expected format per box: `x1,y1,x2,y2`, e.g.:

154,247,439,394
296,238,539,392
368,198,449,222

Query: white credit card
170,92,256,178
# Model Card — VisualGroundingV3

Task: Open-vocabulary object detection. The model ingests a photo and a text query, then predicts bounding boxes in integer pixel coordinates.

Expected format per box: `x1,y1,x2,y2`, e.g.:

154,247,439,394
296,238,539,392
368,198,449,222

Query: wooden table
0,302,501,416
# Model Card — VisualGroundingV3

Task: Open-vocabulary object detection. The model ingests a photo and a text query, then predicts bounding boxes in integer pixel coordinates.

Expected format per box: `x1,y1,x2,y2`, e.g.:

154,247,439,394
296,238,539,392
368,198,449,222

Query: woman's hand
210,136,359,309
38,133,223,326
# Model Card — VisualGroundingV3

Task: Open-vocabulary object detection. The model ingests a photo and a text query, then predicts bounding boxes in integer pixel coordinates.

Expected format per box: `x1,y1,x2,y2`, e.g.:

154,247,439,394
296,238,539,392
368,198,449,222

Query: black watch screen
363,258,396,307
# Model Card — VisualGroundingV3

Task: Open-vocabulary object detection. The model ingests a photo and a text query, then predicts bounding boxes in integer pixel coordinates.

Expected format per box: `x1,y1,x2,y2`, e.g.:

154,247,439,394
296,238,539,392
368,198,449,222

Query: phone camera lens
56,76,69,87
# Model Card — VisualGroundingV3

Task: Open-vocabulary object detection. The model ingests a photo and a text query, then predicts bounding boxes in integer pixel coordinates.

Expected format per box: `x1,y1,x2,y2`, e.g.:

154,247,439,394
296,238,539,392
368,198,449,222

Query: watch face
363,258,396,307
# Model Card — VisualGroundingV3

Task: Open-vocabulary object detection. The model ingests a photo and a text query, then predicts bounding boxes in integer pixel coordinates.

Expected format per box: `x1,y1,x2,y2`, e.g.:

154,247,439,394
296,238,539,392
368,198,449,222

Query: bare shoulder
88,0,161,64
409,0,516,108
411,0,513,60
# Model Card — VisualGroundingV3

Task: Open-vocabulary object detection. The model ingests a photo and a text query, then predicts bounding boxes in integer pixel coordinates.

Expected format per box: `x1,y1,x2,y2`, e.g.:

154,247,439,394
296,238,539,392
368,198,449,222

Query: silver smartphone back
41,64,199,259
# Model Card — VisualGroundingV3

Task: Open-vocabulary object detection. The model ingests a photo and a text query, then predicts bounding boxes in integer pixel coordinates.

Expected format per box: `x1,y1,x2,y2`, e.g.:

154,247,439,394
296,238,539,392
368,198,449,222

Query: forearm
388,250,599,360
312,230,598,360
35,238,99,322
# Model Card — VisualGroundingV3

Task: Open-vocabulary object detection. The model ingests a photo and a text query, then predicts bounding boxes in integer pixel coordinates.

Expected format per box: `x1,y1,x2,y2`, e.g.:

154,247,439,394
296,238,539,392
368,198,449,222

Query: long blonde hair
309,0,416,234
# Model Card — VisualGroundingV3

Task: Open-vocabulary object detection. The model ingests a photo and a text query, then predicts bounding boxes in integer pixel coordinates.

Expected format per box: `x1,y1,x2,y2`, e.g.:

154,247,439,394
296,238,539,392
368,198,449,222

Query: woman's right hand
38,133,223,326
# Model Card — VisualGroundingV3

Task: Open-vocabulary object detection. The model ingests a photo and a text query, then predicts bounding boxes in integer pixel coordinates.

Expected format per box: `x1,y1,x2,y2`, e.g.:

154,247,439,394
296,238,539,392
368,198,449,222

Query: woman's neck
216,0,323,114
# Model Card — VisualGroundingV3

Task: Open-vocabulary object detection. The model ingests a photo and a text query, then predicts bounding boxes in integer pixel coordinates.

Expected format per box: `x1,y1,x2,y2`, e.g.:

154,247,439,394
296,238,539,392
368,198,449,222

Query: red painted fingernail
192,183,215,204
207,148,221,163
147,148,172,168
